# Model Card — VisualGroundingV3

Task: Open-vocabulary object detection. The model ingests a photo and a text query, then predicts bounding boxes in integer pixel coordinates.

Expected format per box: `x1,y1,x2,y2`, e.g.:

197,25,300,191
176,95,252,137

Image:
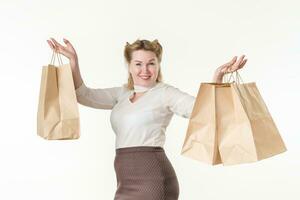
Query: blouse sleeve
75,82,125,110
163,84,196,119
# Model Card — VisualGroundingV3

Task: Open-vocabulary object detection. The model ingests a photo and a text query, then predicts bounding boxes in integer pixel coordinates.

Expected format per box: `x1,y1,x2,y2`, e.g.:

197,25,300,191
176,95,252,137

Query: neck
133,83,157,93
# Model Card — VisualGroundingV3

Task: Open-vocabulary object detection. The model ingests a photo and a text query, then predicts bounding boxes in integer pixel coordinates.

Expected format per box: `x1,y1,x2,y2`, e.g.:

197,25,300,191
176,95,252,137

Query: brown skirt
114,146,179,200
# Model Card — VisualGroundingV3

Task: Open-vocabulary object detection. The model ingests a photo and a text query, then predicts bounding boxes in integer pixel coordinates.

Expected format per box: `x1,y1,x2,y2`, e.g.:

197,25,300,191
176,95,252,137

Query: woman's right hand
47,37,78,62
47,38,84,88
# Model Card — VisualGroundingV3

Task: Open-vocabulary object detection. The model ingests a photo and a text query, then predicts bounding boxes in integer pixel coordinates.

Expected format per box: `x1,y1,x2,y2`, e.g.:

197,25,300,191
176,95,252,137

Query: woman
47,38,247,200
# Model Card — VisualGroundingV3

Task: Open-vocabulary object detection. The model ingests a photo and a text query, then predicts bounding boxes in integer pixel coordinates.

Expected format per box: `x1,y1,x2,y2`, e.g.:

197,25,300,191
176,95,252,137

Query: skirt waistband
116,146,164,154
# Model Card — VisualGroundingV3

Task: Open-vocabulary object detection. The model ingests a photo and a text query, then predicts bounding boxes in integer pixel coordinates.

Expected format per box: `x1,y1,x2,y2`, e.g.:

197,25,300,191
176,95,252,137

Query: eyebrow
133,59,155,62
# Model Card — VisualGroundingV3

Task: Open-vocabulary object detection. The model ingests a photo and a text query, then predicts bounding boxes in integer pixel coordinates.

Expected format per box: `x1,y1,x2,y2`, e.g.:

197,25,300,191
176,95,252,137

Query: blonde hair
123,39,163,90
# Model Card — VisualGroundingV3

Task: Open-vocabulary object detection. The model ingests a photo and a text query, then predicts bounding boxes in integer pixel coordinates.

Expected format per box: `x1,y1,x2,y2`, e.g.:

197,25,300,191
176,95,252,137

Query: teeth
140,76,151,79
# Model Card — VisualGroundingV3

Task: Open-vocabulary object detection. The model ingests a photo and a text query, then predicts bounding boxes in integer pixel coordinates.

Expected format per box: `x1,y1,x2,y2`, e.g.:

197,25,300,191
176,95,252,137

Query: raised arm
163,84,196,119
163,55,247,118
47,38,123,109
75,83,124,109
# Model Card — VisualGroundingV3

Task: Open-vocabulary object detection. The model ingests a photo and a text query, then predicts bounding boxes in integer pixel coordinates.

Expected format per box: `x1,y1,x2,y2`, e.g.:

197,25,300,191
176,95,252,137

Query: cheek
134,68,142,76
129,66,140,74
150,67,158,76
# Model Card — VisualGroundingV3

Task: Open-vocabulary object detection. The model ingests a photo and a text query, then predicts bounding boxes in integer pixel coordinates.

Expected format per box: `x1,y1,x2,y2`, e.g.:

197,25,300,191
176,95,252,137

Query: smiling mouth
139,75,151,80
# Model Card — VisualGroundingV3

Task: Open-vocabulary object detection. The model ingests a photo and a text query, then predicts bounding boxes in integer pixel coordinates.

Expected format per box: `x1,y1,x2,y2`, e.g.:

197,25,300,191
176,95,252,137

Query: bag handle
50,50,64,66
223,70,244,84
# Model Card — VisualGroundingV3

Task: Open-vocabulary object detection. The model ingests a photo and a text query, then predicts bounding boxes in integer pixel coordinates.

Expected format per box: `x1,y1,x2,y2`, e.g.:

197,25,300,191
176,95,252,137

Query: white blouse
75,81,196,149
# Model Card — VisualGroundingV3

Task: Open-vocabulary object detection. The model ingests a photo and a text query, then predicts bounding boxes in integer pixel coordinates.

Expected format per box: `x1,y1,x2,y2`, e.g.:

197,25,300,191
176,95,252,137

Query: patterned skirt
114,146,180,200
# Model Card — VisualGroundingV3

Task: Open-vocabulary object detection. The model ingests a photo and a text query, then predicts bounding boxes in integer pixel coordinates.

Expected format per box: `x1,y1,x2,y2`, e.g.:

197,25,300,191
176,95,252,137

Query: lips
139,75,151,80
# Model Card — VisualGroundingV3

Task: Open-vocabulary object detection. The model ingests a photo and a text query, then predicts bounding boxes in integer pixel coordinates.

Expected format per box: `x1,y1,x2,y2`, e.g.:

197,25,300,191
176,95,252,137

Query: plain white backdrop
0,0,299,199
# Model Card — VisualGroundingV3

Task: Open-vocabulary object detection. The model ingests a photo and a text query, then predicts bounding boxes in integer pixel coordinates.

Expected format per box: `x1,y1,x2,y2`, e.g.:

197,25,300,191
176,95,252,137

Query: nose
141,65,150,72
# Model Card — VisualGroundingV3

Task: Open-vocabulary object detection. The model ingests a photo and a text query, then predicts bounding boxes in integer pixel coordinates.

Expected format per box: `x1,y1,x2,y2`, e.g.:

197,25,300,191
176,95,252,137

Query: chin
136,80,155,87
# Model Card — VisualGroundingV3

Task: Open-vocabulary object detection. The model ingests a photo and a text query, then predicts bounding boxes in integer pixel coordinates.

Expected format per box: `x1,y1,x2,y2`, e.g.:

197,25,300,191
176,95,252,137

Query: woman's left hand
213,55,247,83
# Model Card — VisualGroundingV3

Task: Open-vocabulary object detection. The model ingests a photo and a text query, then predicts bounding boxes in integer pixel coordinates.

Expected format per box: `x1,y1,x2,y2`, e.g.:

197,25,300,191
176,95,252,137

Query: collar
133,82,158,93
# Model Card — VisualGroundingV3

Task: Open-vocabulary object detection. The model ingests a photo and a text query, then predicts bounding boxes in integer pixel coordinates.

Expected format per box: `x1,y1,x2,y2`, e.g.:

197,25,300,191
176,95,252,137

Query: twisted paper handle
223,70,244,84
50,50,64,66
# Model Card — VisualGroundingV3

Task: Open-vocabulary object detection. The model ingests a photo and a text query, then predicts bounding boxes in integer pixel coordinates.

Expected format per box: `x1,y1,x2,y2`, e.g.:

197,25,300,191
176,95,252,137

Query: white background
0,0,299,199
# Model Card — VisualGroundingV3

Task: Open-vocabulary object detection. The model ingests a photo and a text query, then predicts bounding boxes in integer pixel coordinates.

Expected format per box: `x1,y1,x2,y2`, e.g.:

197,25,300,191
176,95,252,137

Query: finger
47,40,55,50
237,55,246,65
63,38,74,49
225,56,237,66
227,59,242,72
50,38,69,54
231,58,247,72
237,56,247,69
50,37,65,49
222,65,235,74
238,59,247,69
49,38,61,52
226,56,239,71
226,66,235,73
231,55,245,70
235,55,245,66
220,56,238,71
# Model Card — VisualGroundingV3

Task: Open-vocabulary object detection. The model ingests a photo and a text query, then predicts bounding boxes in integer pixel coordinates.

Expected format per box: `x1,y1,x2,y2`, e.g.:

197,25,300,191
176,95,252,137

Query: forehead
131,50,157,62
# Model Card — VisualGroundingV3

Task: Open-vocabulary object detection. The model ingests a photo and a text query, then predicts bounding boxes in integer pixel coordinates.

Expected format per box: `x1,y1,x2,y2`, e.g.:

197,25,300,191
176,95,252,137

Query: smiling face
128,49,160,87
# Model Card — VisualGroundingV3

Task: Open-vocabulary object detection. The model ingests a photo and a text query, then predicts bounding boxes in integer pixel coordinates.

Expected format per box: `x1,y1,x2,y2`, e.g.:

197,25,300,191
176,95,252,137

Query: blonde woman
47,38,247,200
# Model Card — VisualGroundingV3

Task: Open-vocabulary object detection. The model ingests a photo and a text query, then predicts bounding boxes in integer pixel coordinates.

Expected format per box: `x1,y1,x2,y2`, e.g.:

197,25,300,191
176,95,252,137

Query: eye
136,63,141,66
150,63,155,65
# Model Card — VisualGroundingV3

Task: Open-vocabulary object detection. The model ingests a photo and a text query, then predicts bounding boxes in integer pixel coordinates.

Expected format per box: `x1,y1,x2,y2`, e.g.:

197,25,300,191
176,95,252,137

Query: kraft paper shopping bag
37,51,80,140
181,71,286,166
180,83,222,165
218,81,286,165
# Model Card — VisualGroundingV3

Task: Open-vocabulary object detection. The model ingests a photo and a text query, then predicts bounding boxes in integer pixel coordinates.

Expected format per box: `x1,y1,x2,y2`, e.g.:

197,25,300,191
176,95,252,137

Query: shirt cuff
75,82,88,96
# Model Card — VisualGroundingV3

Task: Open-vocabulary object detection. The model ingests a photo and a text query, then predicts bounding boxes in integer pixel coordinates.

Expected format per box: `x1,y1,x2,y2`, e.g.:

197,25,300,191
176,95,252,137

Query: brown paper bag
180,83,222,165
37,51,80,140
181,72,286,166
